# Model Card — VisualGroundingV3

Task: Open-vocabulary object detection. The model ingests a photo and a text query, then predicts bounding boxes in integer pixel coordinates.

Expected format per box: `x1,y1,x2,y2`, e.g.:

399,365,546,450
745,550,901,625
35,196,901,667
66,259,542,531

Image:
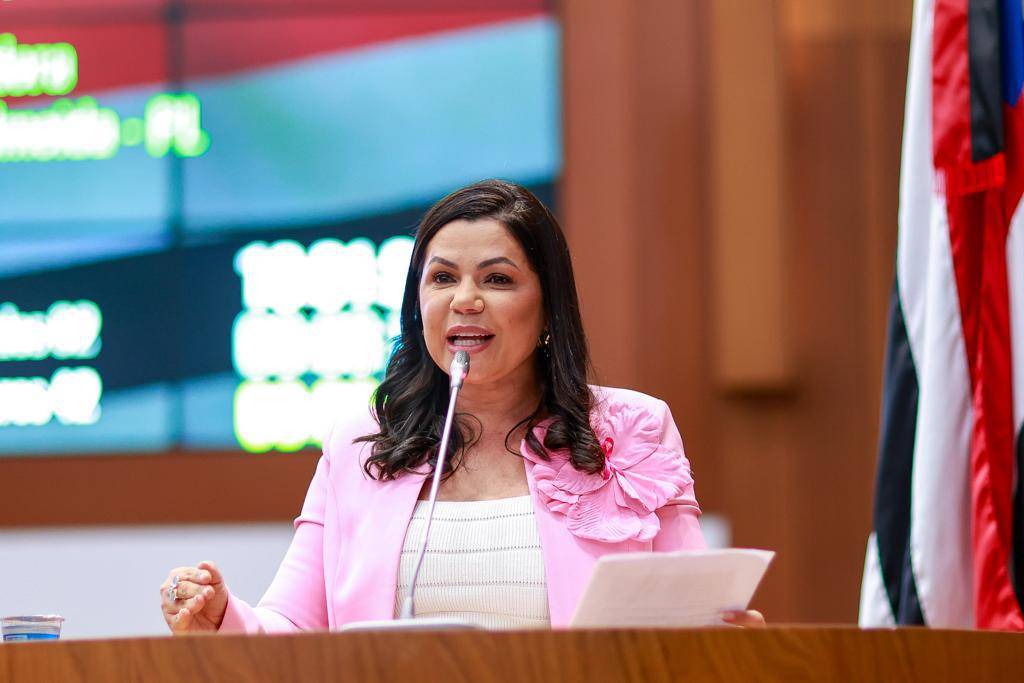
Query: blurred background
0,0,911,637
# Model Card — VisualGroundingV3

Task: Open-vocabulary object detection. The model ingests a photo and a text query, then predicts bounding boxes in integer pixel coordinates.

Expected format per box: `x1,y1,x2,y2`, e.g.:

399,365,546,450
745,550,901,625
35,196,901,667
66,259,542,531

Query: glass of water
2,615,65,641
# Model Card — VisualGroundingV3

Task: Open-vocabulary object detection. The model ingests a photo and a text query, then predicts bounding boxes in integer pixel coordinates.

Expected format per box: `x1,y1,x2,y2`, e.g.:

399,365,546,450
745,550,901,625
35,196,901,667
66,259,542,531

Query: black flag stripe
967,0,1004,161
873,281,926,624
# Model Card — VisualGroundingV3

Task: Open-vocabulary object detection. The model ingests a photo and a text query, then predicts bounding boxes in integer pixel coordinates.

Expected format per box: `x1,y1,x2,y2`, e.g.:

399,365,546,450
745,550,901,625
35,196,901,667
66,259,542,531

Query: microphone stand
340,351,482,632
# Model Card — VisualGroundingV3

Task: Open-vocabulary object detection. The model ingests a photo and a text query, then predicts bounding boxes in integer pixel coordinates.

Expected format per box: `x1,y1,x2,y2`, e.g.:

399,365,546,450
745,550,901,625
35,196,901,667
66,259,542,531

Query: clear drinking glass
1,615,65,641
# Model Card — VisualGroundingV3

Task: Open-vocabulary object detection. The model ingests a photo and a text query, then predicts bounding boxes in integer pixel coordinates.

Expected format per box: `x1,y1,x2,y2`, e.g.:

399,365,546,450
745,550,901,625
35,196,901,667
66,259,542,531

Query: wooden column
560,0,642,386
708,0,792,392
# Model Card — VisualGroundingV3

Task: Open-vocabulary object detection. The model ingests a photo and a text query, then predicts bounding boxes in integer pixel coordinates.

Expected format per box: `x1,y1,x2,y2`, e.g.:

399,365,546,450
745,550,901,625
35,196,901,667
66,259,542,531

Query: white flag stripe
909,193,974,627
1008,206,1024,440
859,533,897,627
900,0,973,629
1007,194,1024,592
894,0,937,326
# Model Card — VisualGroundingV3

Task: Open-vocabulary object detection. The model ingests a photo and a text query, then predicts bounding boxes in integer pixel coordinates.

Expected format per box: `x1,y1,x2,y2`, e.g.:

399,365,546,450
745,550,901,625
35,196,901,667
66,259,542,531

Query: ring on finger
167,574,181,602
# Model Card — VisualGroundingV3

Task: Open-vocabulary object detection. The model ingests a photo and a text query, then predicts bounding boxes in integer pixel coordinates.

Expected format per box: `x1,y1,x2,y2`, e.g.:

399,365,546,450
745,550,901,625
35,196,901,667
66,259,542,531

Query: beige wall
561,0,912,622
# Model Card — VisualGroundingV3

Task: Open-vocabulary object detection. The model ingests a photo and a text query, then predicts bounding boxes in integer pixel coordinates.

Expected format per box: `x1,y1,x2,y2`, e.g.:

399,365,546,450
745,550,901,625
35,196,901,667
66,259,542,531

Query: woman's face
418,218,545,388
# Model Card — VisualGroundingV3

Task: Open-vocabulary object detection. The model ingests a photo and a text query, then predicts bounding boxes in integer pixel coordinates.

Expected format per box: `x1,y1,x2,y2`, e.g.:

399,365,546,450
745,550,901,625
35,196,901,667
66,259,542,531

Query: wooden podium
1,627,1021,682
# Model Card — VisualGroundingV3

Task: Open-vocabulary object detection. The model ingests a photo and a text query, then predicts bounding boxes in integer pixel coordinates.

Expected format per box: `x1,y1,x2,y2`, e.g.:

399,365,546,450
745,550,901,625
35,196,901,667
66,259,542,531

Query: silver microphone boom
399,350,470,620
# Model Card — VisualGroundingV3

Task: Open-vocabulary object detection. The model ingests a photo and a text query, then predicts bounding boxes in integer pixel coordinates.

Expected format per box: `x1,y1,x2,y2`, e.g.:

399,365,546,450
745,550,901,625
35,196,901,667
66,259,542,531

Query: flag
859,0,1024,630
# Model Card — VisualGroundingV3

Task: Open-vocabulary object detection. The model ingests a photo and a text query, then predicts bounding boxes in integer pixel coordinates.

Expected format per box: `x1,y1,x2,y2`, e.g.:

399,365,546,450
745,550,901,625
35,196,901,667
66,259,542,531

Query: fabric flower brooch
523,403,692,543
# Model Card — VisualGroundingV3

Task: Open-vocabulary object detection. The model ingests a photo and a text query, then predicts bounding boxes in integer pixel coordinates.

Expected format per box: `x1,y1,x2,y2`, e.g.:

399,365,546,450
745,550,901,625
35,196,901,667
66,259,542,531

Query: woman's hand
160,560,229,634
720,609,766,628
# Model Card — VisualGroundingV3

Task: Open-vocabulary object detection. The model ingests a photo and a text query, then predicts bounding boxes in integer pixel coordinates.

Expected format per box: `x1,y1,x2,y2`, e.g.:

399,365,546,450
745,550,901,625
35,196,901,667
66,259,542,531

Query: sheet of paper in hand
570,548,775,628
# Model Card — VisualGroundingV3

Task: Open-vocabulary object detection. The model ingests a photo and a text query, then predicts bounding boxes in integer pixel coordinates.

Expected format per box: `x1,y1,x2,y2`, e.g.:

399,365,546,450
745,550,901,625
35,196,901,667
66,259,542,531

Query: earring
538,330,551,349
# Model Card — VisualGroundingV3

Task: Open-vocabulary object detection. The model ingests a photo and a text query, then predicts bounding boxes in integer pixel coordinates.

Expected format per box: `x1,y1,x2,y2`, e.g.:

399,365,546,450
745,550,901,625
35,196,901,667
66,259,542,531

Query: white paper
570,548,775,628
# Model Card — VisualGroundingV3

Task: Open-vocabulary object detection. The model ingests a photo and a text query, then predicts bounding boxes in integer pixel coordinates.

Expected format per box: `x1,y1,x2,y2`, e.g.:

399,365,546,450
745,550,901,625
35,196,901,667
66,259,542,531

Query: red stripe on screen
4,11,539,100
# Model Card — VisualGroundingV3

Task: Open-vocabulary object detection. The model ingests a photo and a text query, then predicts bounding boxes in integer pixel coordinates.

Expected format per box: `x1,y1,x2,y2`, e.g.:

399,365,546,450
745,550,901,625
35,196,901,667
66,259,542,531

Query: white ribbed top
394,495,550,629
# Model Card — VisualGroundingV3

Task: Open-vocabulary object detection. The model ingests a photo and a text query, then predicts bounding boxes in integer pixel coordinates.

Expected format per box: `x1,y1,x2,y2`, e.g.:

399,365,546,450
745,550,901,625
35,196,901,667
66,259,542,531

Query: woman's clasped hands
160,560,229,634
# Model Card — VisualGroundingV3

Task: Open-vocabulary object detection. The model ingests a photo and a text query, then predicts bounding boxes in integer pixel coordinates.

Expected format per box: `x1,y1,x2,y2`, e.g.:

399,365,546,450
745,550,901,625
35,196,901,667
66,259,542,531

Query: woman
160,180,764,631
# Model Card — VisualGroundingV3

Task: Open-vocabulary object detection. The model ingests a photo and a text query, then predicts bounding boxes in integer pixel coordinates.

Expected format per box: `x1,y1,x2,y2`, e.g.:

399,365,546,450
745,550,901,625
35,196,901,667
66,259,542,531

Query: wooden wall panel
781,39,877,619
563,0,911,622
781,0,913,39
0,451,319,527
775,31,909,621
560,0,723,537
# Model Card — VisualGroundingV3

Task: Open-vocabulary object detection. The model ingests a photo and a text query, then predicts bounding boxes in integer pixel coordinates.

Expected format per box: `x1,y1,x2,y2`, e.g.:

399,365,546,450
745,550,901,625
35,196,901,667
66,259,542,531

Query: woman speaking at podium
159,180,764,632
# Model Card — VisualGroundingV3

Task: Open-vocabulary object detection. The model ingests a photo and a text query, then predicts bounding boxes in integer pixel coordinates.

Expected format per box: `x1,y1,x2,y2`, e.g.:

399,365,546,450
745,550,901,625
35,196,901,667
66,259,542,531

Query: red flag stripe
932,0,1024,629
967,187,1021,629
932,0,973,179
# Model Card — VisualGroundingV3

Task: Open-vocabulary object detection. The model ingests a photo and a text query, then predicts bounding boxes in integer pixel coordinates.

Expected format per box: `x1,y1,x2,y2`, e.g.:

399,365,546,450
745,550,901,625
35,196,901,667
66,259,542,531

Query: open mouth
446,334,495,348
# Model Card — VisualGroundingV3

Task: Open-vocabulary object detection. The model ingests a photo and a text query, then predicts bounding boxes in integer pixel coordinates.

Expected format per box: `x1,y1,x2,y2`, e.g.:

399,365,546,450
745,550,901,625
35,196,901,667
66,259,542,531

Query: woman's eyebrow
427,256,457,268
478,256,520,270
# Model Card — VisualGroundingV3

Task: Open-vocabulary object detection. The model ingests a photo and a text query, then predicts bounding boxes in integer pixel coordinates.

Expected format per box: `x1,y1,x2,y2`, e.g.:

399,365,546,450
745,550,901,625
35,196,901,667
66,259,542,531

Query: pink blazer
220,386,705,632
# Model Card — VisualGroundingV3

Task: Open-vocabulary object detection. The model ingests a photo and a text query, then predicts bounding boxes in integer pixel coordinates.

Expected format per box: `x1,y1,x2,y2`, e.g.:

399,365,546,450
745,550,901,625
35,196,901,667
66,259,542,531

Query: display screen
0,0,560,454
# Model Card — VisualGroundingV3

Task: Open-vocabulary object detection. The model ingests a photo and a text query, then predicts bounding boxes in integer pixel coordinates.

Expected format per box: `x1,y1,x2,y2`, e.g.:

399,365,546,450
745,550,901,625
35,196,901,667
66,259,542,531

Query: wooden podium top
2,626,1022,682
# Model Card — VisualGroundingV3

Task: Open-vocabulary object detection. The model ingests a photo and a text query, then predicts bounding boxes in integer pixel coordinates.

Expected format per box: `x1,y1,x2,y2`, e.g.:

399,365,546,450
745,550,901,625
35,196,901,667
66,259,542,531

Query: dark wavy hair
357,179,604,480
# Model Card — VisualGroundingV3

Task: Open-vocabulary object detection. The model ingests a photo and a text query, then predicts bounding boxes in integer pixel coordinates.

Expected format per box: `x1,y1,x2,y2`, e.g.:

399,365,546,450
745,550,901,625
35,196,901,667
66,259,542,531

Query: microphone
448,349,469,390
399,350,469,620
340,351,481,631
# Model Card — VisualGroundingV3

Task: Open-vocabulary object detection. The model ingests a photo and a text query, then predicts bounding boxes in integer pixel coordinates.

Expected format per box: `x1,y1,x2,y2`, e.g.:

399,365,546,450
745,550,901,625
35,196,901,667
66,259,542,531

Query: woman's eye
431,272,455,284
486,274,512,285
